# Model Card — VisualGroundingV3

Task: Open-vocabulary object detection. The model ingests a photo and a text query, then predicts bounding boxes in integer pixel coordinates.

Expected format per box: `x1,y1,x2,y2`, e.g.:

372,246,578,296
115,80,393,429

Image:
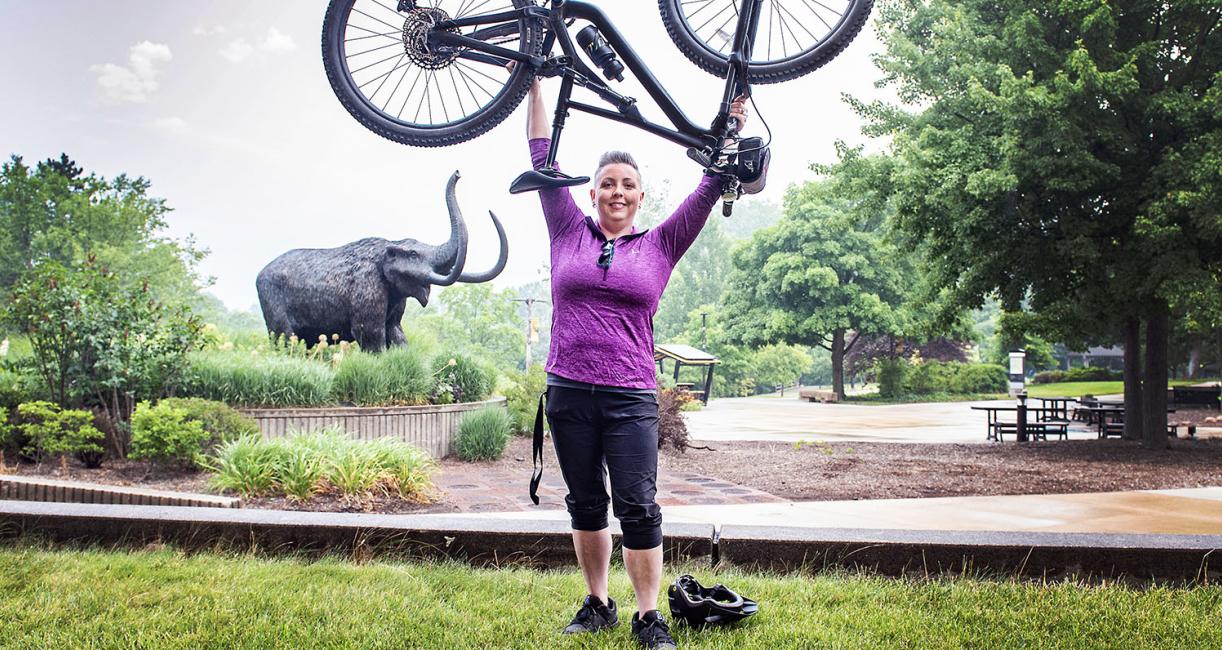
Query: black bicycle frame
430,0,763,166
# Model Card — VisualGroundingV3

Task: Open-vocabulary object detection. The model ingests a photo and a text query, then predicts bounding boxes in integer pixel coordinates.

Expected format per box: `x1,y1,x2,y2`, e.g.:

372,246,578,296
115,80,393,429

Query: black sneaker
632,610,677,649
562,595,618,634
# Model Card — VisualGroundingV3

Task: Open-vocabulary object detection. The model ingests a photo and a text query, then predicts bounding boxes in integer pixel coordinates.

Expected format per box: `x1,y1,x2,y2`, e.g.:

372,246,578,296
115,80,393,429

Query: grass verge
0,544,1218,649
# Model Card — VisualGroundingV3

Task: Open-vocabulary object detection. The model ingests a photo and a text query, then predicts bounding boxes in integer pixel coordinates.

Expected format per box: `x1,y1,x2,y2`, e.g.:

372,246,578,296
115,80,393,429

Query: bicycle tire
322,0,543,147
657,0,873,84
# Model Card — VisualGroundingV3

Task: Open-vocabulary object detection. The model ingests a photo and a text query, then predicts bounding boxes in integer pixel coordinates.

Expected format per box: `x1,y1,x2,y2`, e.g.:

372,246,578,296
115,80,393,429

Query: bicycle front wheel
658,0,873,84
322,0,543,147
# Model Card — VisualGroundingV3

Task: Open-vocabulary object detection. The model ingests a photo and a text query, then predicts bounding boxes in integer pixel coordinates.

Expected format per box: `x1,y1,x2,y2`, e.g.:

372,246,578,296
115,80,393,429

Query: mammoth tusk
457,210,509,283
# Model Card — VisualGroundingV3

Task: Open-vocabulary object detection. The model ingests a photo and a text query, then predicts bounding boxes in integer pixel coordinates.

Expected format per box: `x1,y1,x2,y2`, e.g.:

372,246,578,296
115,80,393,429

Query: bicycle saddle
509,168,590,194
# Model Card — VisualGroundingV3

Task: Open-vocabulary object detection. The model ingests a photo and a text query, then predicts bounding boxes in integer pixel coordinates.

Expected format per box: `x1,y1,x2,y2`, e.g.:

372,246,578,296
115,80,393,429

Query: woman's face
590,163,644,230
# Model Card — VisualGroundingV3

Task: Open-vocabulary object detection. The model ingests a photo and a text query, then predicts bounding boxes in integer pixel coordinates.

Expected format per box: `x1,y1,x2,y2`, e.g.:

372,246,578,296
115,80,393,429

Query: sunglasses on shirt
597,240,615,269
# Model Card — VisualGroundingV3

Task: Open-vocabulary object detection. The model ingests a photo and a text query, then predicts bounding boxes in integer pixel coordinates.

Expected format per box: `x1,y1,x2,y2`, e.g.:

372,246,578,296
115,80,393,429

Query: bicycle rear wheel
658,0,873,84
322,0,543,147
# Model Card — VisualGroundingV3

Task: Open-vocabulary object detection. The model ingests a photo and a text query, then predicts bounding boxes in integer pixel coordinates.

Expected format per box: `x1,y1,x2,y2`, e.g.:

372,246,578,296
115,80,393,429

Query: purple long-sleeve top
530,138,720,389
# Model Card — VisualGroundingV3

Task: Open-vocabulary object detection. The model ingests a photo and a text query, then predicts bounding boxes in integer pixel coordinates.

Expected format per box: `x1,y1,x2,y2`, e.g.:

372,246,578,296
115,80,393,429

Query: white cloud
89,41,172,103
219,39,254,63
153,116,189,132
192,24,228,36
260,27,296,53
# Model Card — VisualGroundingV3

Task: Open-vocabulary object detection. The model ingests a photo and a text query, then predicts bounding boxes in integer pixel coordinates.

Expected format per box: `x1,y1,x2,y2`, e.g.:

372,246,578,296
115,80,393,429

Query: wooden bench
798,388,838,403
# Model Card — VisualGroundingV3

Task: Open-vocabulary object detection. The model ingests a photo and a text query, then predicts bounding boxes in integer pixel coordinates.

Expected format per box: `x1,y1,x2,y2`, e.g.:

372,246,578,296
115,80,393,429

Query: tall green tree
863,0,1222,447
404,283,526,371
0,154,208,310
721,179,906,398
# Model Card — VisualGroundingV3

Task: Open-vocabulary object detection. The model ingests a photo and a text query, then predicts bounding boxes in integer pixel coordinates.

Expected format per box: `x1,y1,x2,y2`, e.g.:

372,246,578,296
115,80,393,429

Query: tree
862,0,1222,447
404,283,526,371
0,154,209,311
720,179,906,398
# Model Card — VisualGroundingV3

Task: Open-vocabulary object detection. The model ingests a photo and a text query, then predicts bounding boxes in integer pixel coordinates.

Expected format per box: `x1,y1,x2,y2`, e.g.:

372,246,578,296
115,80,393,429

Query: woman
525,74,748,650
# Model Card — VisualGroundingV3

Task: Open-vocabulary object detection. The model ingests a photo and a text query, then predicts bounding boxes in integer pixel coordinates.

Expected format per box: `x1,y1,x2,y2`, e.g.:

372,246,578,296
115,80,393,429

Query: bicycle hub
403,7,459,70
576,26,624,82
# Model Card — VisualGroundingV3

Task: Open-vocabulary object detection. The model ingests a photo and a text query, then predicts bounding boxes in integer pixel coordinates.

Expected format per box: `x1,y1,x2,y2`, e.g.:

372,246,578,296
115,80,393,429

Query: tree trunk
1123,317,1144,441
1142,306,1170,450
831,328,846,399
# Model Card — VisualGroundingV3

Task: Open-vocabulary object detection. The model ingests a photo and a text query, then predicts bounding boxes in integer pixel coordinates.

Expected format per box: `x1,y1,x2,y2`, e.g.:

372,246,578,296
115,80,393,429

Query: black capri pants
544,385,662,550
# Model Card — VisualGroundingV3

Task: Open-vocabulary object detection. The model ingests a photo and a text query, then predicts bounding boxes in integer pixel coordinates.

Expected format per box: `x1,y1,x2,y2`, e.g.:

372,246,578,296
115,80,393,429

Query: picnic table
1078,405,1178,438
1031,396,1076,422
970,405,1071,442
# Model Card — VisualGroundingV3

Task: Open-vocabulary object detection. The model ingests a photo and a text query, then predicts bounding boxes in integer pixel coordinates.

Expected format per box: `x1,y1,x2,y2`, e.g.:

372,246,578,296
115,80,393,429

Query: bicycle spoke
348,37,404,58
351,7,403,33
396,67,425,119
368,54,407,102
345,28,400,42
382,58,415,112
678,0,854,64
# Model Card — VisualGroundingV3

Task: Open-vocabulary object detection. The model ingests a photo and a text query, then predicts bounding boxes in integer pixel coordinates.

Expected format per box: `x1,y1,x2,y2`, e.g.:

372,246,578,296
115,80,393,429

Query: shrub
156,398,259,454
129,401,210,467
501,365,547,436
875,359,906,398
657,388,691,453
431,353,494,404
454,407,511,461
9,401,105,468
1065,366,1122,382
952,364,1008,393
182,350,334,407
206,435,282,497
204,428,435,502
1032,370,1067,385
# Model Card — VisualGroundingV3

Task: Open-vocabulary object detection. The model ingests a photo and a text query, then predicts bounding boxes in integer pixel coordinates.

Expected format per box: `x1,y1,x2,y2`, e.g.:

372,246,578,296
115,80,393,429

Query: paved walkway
447,487,1222,535
684,394,1018,442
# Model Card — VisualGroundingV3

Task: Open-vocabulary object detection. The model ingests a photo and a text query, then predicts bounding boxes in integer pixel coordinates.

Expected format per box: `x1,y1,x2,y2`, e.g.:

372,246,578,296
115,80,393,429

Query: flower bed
239,398,507,458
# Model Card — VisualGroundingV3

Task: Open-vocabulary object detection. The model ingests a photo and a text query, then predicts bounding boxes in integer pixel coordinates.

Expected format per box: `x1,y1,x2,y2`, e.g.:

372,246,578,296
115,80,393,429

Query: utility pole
512,297,548,369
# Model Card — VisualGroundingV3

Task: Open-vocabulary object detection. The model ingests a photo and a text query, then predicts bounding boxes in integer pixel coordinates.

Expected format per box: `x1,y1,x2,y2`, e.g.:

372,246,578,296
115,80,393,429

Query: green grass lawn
1023,379,1208,399
1,545,1218,649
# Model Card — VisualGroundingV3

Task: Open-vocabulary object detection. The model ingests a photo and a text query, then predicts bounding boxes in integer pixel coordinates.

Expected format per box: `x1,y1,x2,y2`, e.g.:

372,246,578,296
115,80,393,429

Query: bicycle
322,0,873,213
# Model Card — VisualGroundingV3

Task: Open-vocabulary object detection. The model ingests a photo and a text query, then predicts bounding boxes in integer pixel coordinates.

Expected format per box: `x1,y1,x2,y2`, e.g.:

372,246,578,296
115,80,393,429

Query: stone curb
718,525,1222,581
0,475,240,508
0,502,711,568
2,502,1218,580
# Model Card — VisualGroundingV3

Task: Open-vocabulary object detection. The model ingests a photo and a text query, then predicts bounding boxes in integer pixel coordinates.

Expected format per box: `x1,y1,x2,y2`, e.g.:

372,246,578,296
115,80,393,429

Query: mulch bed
660,437,1222,502
5,416,1220,511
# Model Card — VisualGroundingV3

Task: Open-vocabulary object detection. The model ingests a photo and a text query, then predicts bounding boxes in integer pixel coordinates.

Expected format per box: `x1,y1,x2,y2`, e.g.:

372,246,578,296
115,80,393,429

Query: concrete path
445,487,1222,536
684,394,1036,443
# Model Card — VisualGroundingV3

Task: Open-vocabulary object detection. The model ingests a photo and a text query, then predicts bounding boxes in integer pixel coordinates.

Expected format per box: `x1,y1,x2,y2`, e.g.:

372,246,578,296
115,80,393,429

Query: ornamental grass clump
183,350,334,407
454,407,511,461
205,427,434,502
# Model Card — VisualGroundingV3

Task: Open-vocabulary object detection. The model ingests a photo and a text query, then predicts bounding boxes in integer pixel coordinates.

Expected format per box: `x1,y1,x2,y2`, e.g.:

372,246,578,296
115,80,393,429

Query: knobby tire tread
657,0,874,84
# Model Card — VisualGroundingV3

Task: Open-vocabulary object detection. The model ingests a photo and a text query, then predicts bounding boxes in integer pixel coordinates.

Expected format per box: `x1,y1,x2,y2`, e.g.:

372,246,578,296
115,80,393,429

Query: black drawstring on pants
529,391,545,505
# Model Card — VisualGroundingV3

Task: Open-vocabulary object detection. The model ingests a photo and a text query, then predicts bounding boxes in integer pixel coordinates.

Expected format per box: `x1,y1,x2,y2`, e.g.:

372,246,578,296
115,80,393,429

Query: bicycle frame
427,0,763,168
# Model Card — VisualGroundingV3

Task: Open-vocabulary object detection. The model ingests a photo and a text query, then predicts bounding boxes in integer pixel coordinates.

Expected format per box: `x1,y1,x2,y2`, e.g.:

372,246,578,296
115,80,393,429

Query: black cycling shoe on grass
562,595,618,634
631,610,677,649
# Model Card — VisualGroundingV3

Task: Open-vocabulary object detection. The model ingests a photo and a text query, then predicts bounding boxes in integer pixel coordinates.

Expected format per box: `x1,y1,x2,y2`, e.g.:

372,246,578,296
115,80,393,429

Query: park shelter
654,343,718,404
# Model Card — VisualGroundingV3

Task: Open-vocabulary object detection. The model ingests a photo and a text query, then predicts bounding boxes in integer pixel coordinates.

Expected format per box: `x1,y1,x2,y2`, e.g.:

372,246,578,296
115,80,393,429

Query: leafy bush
331,351,385,406
2,258,204,431
951,364,1008,393
1065,366,1122,382
431,352,494,404
1032,370,1067,384
156,397,259,454
657,388,691,453
205,428,435,502
875,359,906,398
8,401,104,468
182,350,334,407
129,401,210,467
501,364,546,436
454,407,511,461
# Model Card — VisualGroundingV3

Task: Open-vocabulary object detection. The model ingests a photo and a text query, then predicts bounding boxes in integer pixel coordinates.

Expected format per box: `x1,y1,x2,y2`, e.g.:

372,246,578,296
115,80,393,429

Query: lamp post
512,298,548,369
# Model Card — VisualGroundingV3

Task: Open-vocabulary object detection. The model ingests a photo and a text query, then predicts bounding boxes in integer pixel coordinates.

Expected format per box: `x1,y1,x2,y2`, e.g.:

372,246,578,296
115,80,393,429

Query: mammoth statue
256,171,506,353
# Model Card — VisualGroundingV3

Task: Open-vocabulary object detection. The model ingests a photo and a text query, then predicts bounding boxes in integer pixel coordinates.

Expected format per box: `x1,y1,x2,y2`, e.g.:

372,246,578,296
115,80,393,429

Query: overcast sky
0,1,893,313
